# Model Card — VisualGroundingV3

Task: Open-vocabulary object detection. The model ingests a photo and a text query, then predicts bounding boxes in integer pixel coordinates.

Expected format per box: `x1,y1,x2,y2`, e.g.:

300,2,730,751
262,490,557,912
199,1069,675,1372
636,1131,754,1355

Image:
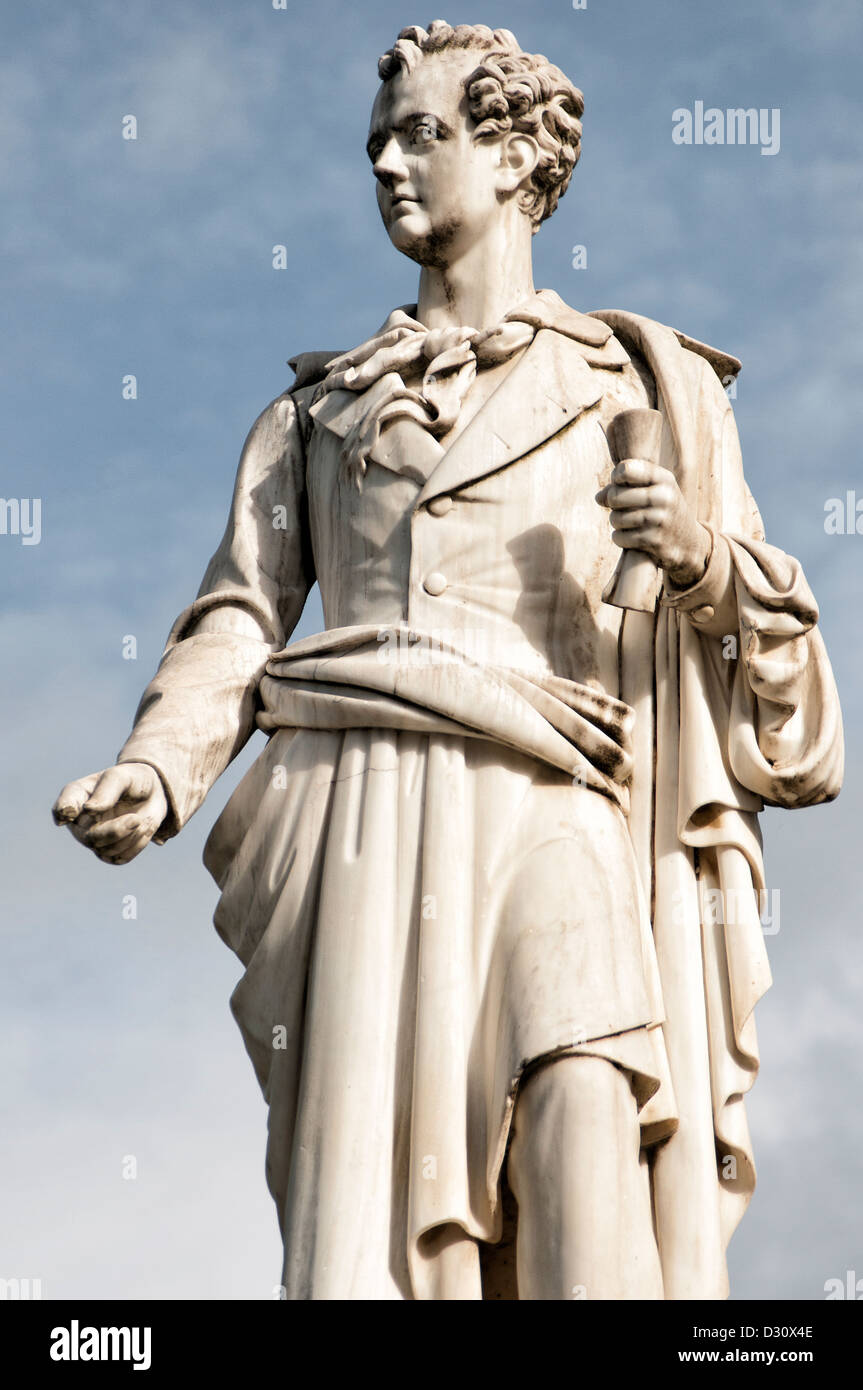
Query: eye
411,120,439,146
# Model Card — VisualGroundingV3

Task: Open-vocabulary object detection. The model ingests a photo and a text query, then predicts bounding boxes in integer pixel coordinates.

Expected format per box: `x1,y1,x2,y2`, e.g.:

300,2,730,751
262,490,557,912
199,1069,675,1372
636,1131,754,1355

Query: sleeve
662,356,844,809
116,390,315,840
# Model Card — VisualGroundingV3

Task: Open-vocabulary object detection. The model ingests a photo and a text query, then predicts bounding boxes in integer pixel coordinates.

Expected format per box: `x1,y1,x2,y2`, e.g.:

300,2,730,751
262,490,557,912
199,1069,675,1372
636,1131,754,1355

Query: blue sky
1,0,861,1298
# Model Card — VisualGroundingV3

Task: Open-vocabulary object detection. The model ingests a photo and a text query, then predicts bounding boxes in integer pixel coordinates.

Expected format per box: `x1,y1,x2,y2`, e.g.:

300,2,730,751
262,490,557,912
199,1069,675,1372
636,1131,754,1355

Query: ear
496,132,540,195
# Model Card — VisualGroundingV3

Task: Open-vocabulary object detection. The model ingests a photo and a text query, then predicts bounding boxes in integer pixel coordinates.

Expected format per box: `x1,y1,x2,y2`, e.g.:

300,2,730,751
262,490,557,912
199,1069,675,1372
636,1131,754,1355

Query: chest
305,356,652,558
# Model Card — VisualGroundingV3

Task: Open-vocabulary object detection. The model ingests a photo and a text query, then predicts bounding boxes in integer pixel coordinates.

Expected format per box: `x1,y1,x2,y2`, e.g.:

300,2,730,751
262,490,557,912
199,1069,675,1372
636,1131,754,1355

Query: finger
611,508,657,531
86,765,152,815
66,818,96,846
85,811,152,848
110,830,155,865
52,775,100,824
94,827,153,865
610,458,664,487
613,528,663,551
605,485,655,512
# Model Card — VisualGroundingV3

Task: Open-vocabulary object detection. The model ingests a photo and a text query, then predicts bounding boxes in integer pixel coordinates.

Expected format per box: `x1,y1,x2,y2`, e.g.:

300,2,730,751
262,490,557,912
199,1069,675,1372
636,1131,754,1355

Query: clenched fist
52,763,168,866
596,458,712,589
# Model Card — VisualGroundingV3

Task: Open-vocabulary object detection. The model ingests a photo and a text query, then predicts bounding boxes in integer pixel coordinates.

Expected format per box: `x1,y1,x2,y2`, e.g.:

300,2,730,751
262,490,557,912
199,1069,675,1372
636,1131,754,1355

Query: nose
373,135,409,190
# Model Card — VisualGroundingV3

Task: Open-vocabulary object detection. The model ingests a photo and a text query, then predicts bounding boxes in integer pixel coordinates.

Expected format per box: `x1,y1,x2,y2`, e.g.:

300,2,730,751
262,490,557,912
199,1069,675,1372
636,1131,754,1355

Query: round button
689,604,715,624
427,495,453,516
423,571,448,597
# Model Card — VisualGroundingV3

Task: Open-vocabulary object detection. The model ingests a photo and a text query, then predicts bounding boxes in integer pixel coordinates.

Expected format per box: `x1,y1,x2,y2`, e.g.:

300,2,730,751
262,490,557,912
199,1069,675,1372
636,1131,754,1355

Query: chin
386,217,459,271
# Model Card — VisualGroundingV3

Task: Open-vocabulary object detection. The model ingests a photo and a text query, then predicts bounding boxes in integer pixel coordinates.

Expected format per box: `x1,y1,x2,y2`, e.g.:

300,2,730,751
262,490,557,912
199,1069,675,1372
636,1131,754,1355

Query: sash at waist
257,625,634,810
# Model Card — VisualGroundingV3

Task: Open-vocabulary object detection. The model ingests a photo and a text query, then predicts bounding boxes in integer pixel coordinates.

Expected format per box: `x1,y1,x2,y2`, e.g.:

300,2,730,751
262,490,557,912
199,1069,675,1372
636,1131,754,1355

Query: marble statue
53,21,843,1300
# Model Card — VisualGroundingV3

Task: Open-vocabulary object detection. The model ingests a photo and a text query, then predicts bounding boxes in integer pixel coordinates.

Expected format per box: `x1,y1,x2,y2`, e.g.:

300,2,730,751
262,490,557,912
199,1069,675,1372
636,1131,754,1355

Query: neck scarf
310,290,619,487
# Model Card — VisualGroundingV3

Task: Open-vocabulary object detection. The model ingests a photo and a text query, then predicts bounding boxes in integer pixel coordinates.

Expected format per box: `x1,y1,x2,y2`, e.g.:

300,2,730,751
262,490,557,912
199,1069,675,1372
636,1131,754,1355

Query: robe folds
117,293,843,1299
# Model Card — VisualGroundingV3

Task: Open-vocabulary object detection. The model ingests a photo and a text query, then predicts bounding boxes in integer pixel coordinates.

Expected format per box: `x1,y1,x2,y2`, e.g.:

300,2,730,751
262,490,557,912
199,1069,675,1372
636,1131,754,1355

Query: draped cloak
117,293,843,1299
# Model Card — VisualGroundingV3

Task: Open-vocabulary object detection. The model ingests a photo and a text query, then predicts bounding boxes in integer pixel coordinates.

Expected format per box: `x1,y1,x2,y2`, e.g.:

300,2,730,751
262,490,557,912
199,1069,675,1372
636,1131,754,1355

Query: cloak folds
117,303,843,1299
589,310,843,1296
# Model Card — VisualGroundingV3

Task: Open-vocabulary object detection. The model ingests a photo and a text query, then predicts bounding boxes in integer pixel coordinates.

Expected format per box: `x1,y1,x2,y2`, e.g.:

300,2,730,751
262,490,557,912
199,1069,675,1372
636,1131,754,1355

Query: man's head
368,20,584,266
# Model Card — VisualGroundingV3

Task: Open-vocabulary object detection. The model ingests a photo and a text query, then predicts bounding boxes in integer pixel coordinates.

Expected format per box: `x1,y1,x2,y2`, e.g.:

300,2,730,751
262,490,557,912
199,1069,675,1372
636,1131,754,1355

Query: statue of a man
54,21,843,1300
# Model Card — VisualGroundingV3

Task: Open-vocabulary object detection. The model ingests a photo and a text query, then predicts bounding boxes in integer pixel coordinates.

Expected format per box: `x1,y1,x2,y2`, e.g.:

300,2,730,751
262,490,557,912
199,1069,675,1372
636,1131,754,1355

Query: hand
52,763,168,866
596,458,712,588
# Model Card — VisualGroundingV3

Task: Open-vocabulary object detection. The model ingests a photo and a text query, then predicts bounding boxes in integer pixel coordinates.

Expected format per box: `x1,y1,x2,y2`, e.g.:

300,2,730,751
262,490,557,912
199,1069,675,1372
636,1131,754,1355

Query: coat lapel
417,328,606,504
308,374,445,484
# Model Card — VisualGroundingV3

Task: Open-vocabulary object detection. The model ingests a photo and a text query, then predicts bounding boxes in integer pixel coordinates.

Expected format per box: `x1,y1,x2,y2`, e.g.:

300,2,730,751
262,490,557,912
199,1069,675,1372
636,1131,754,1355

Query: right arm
53,391,314,862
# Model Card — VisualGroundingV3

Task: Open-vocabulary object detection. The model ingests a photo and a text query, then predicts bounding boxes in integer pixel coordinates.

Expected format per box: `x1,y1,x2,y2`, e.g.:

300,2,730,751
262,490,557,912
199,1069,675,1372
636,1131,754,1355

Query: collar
289,289,630,389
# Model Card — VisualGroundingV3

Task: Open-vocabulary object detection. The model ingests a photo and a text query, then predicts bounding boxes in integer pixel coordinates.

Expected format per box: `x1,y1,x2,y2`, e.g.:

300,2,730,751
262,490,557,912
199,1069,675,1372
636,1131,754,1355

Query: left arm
597,378,844,807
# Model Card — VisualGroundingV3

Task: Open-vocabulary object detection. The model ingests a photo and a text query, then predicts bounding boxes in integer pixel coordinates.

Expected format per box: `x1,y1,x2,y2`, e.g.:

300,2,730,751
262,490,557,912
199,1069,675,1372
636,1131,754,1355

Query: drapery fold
258,623,635,807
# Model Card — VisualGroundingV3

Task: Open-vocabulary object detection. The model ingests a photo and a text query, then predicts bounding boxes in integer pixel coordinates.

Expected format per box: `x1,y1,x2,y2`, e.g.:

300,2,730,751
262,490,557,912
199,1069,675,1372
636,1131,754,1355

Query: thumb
85,764,153,814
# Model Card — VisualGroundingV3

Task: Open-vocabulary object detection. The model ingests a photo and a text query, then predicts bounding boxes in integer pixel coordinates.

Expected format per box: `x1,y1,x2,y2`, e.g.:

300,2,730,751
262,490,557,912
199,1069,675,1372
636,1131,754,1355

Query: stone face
53,21,843,1300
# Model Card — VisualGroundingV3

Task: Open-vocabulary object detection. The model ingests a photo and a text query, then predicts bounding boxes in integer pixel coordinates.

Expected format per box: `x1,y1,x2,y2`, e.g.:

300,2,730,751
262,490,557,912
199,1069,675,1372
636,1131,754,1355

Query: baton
601,407,664,613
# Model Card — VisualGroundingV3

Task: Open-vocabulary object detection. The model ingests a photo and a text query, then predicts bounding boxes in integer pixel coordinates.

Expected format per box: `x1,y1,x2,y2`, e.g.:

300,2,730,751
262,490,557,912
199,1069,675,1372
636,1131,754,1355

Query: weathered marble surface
54,21,843,1299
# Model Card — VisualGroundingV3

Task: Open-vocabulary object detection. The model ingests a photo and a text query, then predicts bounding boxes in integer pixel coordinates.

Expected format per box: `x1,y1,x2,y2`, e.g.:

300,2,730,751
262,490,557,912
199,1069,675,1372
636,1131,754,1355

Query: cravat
313,308,537,486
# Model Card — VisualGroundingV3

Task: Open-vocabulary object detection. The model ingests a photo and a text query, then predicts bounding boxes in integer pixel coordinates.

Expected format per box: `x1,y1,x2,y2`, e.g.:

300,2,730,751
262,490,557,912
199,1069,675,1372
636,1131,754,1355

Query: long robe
117,295,843,1298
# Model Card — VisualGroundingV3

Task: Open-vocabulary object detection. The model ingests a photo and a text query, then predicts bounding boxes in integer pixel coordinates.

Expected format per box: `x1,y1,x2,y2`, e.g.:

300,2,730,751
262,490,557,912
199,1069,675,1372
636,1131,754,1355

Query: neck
416,218,536,331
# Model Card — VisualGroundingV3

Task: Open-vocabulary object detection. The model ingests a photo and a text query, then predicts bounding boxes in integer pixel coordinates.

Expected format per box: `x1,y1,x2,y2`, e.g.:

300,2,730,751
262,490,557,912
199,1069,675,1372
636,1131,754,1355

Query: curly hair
377,20,584,231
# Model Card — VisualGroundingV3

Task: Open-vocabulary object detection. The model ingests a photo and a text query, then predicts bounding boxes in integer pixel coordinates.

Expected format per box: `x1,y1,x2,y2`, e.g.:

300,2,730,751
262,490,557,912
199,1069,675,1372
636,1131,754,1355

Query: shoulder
241,342,347,461
241,391,302,453
231,391,309,498
585,307,741,386
244,343,345,444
